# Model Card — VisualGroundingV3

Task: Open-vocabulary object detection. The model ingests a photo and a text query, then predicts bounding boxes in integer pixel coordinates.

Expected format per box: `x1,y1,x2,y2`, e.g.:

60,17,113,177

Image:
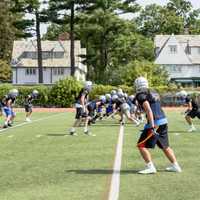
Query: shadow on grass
65,169,138,174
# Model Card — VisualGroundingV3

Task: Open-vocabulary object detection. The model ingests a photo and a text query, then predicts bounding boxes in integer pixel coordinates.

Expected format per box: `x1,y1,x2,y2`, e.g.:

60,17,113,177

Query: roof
11,40,87,69
155,34,200,64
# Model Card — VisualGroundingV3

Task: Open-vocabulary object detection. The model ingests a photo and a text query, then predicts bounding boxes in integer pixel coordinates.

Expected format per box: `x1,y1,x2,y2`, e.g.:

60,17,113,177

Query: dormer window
169,45,177,54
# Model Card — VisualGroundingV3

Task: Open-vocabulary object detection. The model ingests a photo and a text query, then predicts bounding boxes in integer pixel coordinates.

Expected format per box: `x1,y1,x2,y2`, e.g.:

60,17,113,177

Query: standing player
2,89,19,128
24,90,39,122
184,93,200,132
134,77,182,174
69,81,92,136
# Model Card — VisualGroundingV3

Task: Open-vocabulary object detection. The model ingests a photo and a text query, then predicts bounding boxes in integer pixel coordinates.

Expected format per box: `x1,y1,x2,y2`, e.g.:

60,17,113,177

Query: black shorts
25,105,32,113
186,110,200,119
137,124,169,149
87,105,95,118
75,107,87,119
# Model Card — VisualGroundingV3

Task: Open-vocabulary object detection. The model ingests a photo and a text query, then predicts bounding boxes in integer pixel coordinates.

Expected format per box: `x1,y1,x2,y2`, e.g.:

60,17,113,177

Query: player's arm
187,101,192,111
142,100,154,128
7,99,12,107
80,94,86,112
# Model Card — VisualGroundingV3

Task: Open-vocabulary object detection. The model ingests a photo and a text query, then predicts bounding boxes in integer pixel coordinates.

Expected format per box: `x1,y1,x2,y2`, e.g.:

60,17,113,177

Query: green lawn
0,111,200,200
120,111,200,200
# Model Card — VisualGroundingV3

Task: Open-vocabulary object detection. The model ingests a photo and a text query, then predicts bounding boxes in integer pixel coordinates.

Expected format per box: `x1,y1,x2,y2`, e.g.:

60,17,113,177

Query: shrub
49,77,82,107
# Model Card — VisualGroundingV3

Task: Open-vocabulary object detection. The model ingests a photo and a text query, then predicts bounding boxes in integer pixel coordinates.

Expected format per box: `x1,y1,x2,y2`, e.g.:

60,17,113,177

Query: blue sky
39,0,200,36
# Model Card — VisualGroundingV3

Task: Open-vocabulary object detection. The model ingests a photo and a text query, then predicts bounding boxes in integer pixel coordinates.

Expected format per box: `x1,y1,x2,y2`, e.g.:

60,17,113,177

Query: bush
49,77,82,107
0,84,51,107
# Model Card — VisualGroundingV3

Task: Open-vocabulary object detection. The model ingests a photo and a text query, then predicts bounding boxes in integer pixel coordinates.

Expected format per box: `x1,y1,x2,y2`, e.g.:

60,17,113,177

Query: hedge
0,77,198,107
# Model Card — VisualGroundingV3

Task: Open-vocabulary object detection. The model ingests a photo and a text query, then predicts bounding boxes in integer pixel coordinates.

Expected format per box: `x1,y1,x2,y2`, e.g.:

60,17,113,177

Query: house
154,34,200,87
11,40,87,84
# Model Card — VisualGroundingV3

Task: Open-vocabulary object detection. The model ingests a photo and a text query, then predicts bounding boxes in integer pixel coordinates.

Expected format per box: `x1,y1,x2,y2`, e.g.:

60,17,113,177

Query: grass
0,110,200,200
120,111,200,200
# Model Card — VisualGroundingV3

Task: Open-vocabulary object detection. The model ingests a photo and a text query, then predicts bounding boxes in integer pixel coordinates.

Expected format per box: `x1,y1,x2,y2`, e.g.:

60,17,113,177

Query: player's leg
185,111,196,132
3,107,12,128
25,106,32,122
157,124,182,172
137,129,157,174
69,108,83,135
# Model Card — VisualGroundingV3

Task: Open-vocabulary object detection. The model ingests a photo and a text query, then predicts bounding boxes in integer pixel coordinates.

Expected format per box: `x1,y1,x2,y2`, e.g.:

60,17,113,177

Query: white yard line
0,113,65,134
108,125,124,200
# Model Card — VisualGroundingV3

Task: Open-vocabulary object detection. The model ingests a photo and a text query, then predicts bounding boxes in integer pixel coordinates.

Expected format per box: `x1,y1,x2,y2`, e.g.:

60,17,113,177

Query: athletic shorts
87,105,95,118
3,107,16,117
25,105,32,113
75,107,87,119
137,124,169,149
186,110,200,119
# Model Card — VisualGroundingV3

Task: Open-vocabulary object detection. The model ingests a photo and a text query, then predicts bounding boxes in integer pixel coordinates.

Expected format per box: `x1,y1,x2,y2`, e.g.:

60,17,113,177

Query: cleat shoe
84,131,95,136
26,118,31,122
3,125,8,128
69,131,77,136
8,123,12,127
138,167,157,174
138,163,157,174
165,164,182,173
188,126,196,132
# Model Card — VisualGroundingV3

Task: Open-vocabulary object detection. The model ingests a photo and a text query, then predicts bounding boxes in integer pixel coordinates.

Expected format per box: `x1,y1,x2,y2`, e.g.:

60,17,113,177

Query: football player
134,77,181,174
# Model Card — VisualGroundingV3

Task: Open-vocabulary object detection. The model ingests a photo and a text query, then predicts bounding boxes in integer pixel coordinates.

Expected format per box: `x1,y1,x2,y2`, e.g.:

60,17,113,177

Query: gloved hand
150,127,159,137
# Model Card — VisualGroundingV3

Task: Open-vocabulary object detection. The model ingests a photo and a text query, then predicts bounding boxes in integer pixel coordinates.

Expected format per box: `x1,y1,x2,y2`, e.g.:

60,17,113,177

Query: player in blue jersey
134,77,181,174
2,89,19,128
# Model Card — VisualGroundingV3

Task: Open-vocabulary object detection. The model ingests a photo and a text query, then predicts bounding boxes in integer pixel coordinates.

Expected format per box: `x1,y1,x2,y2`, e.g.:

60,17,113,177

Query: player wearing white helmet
104,93,114,117
24,90,39,122
111,90,117,96
87,95,107,126
134,77,181,174
69,81,93,136
111,92,139,125
184,93,200,132
2,89,19,128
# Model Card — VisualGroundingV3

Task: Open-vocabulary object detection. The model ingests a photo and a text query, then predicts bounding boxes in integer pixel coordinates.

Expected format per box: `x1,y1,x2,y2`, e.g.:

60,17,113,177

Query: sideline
0,112,65,134
108,125,124,200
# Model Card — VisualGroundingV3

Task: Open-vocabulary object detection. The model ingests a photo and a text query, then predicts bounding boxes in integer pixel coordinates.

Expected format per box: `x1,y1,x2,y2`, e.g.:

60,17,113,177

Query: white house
11,40,87,84
155,34,200,87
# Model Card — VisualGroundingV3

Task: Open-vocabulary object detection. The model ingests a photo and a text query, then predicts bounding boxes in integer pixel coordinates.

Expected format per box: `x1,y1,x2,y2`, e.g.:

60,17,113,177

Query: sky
38,0,200,36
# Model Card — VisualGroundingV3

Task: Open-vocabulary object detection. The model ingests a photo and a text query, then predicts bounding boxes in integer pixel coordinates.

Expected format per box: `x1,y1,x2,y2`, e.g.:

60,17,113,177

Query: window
169,45,177,54
42,51,52,59
198,48,200,54
170,65,182,72
54,52,64,59
53,68,64,75
23,52,37,59
25,68,36,76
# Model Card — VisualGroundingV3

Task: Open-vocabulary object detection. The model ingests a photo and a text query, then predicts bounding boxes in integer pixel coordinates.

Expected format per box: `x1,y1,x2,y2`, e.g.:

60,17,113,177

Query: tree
121,60,169,87
136,4,184,38
0,0,16,62
0,60,12,82
11,0,48,83
48,0,92,77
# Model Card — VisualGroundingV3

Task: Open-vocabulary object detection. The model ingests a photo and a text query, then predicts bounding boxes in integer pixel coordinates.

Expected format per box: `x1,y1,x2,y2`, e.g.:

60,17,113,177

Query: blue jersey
136,90,167,127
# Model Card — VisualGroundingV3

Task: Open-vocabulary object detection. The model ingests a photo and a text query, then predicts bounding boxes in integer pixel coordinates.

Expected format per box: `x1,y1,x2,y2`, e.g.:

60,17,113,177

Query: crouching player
69,81,92,136
184,93,200,132
135,77,182,174
87,95,106,125
24,90,39,122
2,89,19,128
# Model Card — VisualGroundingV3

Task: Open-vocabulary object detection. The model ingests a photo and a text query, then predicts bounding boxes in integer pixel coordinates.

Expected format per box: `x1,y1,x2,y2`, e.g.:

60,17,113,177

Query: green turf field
0,111,200,200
